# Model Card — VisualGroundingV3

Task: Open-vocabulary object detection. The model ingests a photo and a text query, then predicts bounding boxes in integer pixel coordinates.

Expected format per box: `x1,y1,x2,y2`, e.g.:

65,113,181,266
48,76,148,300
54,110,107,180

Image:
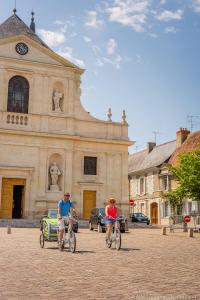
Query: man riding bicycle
58,192,76,244
105,197,119,245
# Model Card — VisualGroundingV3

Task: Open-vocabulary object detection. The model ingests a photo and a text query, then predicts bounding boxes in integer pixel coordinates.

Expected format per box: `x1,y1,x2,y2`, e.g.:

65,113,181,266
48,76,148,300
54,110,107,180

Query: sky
0,0,200,153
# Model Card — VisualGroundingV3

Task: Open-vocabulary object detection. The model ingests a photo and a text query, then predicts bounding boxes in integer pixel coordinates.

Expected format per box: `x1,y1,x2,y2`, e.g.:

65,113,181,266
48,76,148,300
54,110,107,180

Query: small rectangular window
160,176,168,191
145,175,148,194
84,156,97,175
140,178,144,194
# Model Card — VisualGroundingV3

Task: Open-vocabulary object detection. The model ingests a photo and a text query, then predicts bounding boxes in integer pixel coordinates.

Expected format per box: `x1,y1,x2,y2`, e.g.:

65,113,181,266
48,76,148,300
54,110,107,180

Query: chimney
30,11,35,33
176,127,190,148
147,142,156,153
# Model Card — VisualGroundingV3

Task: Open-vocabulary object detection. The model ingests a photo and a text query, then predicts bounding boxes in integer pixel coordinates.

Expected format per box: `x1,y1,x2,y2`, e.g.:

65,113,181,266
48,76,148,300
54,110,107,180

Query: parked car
40,209,79,233
131,212,150,225
89,208,128,233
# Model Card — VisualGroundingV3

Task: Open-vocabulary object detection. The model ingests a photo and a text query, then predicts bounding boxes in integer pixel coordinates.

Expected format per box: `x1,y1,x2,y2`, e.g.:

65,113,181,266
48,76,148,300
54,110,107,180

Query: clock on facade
15,43,29,55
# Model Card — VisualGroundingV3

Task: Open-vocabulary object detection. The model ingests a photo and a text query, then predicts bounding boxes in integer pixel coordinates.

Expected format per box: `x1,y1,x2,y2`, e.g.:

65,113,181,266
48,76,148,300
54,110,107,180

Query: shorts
58,217,70,230
105,219,116,225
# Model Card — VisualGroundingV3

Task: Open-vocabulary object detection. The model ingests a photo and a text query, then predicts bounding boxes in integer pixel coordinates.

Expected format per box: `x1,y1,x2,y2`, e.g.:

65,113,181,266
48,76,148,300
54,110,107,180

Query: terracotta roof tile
169,131,200,165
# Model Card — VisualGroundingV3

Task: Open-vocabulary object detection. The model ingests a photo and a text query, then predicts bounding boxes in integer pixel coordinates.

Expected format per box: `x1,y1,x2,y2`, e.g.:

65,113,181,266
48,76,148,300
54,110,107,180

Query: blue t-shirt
58,199,73,217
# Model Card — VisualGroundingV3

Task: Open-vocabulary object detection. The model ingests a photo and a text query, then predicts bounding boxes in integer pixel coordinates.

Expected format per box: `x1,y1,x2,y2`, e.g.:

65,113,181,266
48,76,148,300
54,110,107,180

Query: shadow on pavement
120,248,141,251
43,247,95,254
75,250,96,254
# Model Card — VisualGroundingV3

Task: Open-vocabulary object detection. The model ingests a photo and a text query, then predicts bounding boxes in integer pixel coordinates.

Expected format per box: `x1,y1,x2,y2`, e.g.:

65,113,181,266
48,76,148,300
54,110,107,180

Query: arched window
7,76,29,113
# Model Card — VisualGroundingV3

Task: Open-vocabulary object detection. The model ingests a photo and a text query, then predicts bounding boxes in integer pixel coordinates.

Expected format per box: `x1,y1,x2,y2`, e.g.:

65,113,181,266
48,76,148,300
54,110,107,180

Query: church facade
0,12,132,219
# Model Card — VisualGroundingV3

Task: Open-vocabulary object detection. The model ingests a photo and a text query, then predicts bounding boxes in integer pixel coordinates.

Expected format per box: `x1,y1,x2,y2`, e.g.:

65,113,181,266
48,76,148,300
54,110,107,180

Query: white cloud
83,36,92,43
38,29,66,48
156,9,183,22
38,19,77,48
54,19,75,28
136,54,142,63
85,11,103,28
54,20,65,25
160,0,166,5
165,26,177,33
92,45,101,55
96,54,122,69
149,32,158,38
56,47,85,68
69,32,77,38
107,39,118,55
104,54,122,69
105,0,150,32
192,0,200,12
96,58,105,67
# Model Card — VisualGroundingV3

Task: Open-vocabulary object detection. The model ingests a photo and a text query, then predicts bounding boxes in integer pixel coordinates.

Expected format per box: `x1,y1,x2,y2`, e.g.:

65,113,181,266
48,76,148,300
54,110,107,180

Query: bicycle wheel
40,233,45,248
68,230,76,253
115,228,121,250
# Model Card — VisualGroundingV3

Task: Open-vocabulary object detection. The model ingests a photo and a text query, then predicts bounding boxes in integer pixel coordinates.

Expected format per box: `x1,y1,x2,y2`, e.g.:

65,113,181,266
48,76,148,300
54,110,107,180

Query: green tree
170,150,200,202
161,189,184,219
161,150,200,222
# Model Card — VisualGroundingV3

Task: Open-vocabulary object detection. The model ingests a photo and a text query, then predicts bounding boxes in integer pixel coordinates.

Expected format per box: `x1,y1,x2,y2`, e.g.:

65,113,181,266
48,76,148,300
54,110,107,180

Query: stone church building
0,11,132,219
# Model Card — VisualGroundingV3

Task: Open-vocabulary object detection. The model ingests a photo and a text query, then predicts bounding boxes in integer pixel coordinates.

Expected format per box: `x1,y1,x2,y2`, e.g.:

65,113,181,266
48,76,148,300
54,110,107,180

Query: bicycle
58,215,76,253
105,217,121,250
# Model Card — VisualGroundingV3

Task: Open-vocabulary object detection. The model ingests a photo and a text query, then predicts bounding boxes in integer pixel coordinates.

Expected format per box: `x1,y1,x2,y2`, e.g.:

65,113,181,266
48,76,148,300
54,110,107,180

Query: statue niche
52,89,63,112
49,161,61,192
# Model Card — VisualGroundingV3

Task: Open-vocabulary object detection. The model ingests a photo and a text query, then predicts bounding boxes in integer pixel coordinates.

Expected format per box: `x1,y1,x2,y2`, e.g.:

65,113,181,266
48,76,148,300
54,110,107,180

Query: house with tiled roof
169,130,200,165
168,130,200,218
128,128,199,225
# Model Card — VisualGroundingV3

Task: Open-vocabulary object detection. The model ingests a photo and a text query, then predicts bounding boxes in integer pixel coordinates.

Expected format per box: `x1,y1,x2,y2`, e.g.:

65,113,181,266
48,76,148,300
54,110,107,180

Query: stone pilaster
38,147,48,197
64,150,73,195
68,78,74,115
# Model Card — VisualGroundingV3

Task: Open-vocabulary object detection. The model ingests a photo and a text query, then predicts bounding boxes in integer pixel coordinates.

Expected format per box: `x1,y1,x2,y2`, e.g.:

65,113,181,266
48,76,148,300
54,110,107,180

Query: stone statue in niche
49,161,61,191
52,90,63,112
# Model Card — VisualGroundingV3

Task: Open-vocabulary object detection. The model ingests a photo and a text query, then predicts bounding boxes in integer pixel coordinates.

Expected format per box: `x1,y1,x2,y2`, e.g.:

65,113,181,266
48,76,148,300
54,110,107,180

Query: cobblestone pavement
0,228,200,300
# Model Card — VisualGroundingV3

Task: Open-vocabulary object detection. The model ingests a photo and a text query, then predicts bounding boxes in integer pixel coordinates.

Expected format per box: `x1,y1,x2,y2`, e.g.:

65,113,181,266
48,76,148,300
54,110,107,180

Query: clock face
15,43,29,55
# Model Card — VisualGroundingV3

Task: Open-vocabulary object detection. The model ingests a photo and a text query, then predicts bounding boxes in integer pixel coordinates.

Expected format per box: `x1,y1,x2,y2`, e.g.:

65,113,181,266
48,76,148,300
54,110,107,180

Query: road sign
184,215,191,223
129,199,134,206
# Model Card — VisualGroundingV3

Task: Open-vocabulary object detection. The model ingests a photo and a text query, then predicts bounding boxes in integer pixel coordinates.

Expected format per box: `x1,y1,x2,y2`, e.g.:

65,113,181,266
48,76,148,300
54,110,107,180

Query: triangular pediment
0,14,83,72
0,35,83,72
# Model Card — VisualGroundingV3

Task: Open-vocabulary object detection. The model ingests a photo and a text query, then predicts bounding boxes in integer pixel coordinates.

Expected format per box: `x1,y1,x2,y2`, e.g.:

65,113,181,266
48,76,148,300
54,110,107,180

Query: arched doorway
151,202,158,224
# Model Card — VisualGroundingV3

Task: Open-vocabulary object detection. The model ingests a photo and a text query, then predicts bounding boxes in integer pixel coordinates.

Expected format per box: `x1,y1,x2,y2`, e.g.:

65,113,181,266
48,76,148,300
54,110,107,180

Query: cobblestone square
0,228,200,300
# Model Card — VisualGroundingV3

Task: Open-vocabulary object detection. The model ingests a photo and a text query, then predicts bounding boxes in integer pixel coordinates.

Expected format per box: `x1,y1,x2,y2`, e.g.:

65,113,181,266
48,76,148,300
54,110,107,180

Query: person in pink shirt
105,198,118,244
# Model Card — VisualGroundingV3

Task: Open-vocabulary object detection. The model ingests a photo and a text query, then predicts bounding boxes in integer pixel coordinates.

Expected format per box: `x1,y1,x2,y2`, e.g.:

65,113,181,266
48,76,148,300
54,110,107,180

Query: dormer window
7,76,29,114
